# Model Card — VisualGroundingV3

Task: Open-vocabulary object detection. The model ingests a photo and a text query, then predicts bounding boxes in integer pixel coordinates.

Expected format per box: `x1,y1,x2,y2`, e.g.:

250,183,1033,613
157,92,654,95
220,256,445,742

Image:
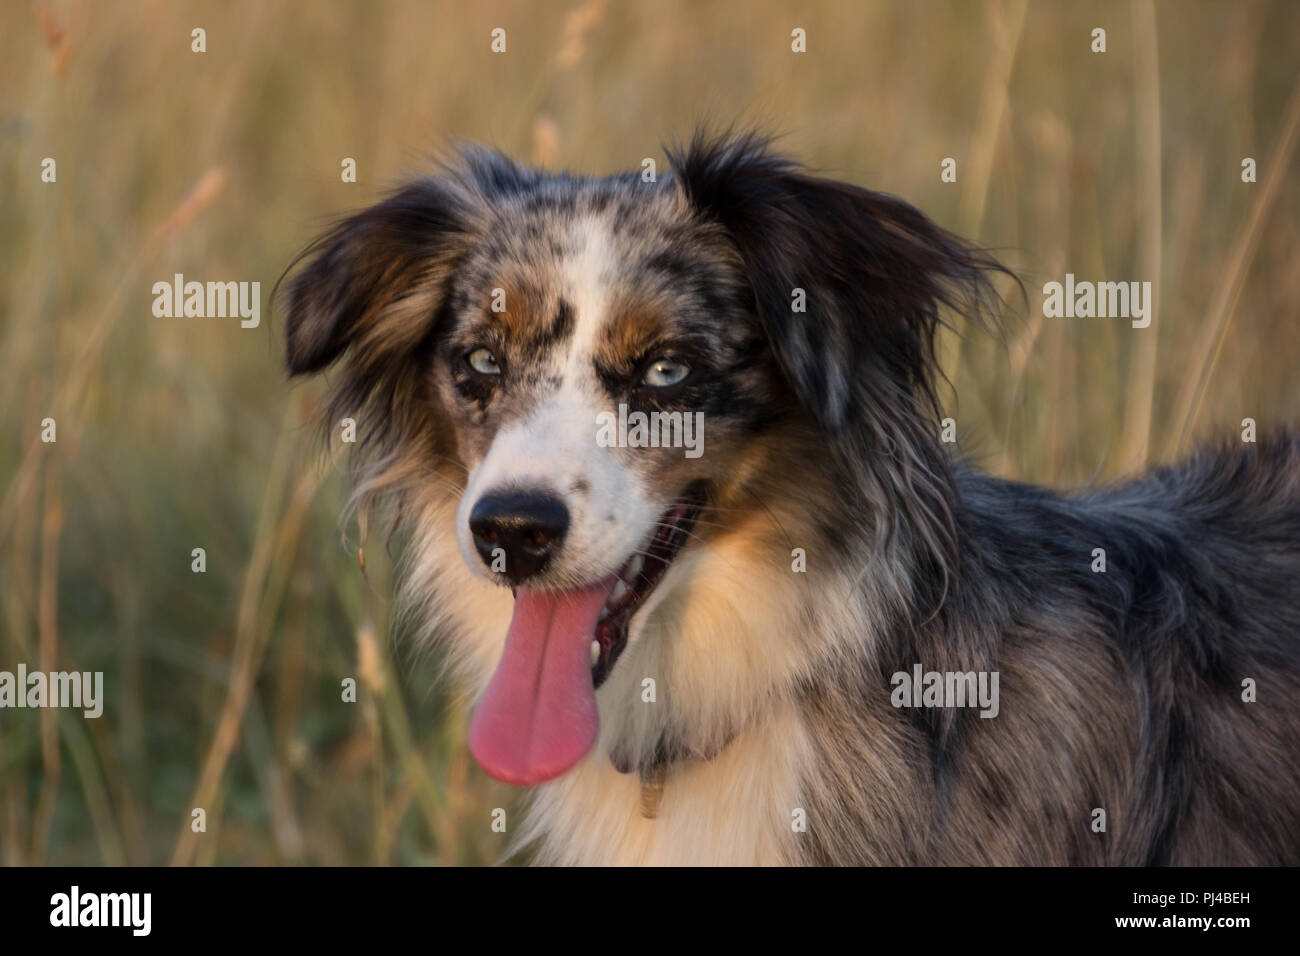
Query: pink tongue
467,581,614,785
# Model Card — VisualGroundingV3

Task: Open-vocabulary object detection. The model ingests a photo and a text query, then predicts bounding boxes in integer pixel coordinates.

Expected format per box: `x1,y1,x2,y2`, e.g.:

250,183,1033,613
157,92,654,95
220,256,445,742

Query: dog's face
283,132,1002,786
438,186,776,598
435,185,794,782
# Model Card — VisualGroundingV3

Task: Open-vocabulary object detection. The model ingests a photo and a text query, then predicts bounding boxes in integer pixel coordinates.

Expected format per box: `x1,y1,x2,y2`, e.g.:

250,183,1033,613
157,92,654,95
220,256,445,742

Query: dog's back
801,434,1300,865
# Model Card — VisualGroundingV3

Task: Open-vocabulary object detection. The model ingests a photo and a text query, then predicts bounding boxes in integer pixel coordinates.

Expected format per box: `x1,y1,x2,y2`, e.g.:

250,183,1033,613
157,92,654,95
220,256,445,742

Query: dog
282,130,1300,865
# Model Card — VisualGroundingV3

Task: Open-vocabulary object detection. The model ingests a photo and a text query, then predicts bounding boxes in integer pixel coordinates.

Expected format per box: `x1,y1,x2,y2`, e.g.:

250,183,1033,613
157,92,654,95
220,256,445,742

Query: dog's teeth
626,555,644,580
590,640,601,666
611,579,629,603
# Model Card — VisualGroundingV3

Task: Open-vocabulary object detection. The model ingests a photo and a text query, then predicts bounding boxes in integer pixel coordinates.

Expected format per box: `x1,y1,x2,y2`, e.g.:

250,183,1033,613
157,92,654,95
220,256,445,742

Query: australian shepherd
282,130,1300,865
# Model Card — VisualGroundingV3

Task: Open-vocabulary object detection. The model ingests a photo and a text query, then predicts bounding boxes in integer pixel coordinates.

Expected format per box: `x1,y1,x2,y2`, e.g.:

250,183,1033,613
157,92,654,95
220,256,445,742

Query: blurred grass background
1,0,1297,865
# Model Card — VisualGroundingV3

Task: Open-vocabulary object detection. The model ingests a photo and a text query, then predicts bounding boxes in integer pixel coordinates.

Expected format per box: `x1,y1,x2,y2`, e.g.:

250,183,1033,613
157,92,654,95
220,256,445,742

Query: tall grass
1,0,1297,865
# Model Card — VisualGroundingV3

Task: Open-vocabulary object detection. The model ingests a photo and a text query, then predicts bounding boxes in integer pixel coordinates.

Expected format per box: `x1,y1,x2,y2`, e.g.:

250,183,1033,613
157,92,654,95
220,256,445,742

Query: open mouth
591,484,706,688
466,482,706,786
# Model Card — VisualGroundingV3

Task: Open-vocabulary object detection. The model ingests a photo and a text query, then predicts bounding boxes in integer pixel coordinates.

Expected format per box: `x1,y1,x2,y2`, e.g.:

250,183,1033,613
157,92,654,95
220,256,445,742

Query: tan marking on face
596,295,673,377
481,277,549,344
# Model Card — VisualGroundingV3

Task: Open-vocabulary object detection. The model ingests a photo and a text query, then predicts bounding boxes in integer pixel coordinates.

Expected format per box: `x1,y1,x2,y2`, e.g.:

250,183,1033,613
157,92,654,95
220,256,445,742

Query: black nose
469,489,569,583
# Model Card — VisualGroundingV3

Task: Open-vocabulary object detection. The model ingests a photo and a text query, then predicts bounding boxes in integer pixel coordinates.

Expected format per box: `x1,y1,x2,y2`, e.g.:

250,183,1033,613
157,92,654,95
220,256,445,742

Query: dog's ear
668,130,1007,433
281,178,470,376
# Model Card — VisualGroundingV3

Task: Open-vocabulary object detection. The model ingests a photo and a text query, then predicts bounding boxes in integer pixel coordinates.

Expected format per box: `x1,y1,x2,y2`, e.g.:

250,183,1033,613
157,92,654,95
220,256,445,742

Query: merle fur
281,130,1300,865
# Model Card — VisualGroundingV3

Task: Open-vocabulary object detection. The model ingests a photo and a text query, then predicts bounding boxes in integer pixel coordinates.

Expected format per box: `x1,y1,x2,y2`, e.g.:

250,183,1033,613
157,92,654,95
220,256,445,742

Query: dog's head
283,131,1005,786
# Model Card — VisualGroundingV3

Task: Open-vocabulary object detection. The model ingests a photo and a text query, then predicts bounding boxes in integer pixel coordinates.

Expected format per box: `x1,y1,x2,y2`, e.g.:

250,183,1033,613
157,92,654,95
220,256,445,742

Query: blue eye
466,347,501,375
641,358,690,388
